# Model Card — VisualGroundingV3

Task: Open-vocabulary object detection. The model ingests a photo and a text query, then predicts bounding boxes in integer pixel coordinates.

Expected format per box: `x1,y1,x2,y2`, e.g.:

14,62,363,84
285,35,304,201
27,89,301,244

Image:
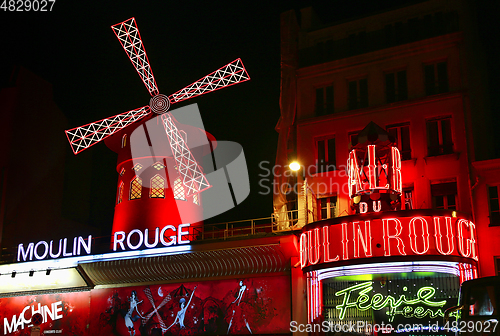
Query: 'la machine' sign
300,210,477,269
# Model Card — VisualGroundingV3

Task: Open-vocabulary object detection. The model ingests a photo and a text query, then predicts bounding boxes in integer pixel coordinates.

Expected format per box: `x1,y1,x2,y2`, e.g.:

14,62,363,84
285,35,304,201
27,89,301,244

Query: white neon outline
434,216,454,255
353,221,372,258
111,17,159,96
383,218,407,256
409,216,430,255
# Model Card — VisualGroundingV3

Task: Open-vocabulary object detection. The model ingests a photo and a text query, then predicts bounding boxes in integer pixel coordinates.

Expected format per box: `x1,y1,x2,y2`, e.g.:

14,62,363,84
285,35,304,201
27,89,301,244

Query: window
174,177,186,201
152,162,165,170
315,85,334,116
318,196,337,220
119,168,125,176
117,182,124,204
150,175,165,198
385,70,408,103
403,187,414,210
317,138,336,172
193,193,199,205
387,123,411,160
348,78,368,110
132,163,143,172
427,117,453,156
488,186,500,226
130,176,142,200
431,181,457,210
348,131,361,148
424,61,448,96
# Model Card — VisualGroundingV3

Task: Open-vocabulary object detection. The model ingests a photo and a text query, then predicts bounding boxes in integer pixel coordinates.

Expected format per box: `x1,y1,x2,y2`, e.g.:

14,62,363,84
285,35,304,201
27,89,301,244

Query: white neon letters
17,236,92,262
113,223,191,252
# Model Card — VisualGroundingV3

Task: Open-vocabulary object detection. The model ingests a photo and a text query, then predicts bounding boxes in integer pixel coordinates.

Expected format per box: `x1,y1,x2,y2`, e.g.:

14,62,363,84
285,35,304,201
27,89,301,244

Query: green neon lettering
335,282,448,322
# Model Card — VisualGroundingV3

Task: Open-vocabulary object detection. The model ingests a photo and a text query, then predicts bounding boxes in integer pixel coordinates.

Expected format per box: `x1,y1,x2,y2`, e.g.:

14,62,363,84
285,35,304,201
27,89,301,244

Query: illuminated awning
79,243,290,286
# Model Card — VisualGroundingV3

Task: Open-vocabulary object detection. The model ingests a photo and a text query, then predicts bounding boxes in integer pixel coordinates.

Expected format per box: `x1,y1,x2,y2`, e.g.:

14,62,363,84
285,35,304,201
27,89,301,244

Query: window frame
386,123,412,160
431,180,458,210
426,116,454,156
318,195,337,220
315,84,334,116
316,136,336,173
348,77,368,110
487,185,500,226
150,174,166,199
385,69,408,103
129,176,143,200
403,186,414,210
424,60,449,96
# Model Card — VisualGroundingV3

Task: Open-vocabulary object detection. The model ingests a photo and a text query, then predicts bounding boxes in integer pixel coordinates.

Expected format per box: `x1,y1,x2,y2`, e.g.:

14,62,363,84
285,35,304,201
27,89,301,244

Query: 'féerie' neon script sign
335,282,447,322
300,212,478,269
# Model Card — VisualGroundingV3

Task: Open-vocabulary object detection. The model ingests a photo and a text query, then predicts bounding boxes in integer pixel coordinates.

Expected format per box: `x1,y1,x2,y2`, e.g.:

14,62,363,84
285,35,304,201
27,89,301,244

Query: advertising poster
89,275,291,335
0,291,90,335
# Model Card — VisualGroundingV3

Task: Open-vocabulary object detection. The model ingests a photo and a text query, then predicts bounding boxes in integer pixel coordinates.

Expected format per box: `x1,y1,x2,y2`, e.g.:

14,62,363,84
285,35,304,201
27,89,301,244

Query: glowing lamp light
289,161,301,171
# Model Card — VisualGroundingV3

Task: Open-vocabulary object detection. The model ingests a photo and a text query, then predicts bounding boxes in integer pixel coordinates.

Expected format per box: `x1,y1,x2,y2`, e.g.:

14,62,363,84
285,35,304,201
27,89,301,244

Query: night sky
1,0,498,234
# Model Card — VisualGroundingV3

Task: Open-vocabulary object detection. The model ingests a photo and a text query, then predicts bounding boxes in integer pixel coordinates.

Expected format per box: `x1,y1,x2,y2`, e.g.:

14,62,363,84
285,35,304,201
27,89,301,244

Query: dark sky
1,0,497,233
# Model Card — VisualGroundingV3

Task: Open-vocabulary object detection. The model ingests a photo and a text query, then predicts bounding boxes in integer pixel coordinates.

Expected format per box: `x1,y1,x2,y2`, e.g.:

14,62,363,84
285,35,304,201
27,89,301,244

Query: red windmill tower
65,18,250,242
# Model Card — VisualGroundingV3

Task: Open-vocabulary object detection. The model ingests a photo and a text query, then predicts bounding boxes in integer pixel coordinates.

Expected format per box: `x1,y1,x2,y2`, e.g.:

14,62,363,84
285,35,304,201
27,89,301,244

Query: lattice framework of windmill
65,17,250,197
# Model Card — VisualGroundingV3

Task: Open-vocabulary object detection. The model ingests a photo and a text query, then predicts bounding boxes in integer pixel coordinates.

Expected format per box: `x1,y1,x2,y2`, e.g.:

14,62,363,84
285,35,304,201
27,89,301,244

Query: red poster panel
0,291,90,335
90,275,291,335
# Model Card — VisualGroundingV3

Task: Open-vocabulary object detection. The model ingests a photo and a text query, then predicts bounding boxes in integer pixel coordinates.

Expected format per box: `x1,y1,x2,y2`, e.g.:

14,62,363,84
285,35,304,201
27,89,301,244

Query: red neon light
301,213,478,269
307,229,321,265
342,223,349,260
161,114,211,196
299,233,307,268
392,147,402,194
368,145,377,189
457,219,478,261
382,218,407,256
353,221,372,258
111,18,159,96
306,271,322,323
434,217,454,255
168,59,250,104
409,217,430,255
65,106,151,155
322,226,339,262
347,150,362,197
66,18,250,163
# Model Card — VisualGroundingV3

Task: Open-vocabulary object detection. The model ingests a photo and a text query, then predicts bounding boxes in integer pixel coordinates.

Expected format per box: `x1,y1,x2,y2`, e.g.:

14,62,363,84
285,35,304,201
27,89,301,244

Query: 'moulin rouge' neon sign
348,122,402,214
300,210,478,269
335,282,447,322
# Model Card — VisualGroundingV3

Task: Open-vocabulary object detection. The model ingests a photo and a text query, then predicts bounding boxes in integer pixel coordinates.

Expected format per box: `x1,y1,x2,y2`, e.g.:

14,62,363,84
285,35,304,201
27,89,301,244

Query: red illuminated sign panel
300,211,478,269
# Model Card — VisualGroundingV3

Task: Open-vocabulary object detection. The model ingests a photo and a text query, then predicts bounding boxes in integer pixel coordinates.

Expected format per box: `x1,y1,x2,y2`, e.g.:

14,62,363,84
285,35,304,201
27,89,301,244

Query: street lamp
289,161,301,171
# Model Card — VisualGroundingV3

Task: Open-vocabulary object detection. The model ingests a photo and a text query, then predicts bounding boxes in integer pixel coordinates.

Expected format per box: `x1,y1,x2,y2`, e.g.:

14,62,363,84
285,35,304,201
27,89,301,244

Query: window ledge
424,152,460,164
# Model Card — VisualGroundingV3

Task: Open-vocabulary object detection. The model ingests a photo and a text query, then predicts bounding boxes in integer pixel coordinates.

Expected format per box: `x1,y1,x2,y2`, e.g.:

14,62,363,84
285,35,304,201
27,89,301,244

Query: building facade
274,0,500,333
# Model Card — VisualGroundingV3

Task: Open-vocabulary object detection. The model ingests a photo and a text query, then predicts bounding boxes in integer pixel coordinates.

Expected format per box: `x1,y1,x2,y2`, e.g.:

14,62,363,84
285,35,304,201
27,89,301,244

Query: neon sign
347,122,402,214
16,223,193,262
4,301,64,334
335,282,447,322
113,223,191,251
17,235,92,262
300,211,478,269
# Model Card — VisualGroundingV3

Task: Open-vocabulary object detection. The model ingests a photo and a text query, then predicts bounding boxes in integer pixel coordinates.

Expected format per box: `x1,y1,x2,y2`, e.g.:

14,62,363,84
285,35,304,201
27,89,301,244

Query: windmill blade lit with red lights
65,17,250,197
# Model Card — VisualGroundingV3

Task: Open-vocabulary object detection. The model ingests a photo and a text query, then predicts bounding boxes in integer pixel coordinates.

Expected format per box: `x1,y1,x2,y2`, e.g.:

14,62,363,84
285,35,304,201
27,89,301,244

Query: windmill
65,17,250,198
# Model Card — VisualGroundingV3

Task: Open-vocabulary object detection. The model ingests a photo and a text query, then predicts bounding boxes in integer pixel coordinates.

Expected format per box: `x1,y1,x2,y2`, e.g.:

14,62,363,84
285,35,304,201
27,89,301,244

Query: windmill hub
150,94,171,114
